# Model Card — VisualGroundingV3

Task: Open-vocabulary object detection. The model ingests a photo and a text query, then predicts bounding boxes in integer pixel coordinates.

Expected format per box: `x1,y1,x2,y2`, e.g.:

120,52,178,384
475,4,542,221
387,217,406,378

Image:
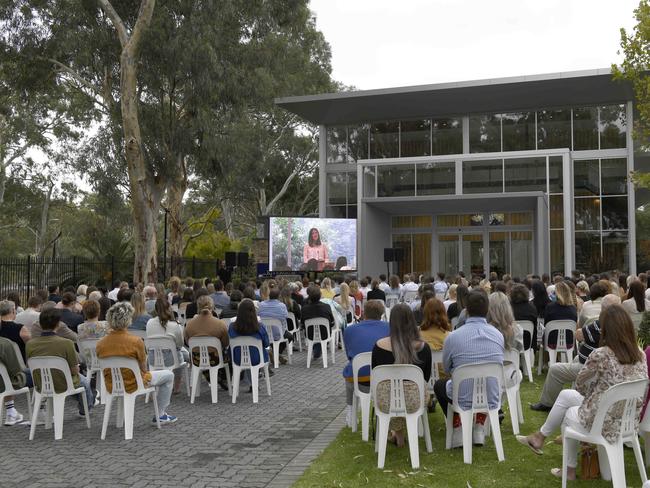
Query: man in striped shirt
530,293,620,412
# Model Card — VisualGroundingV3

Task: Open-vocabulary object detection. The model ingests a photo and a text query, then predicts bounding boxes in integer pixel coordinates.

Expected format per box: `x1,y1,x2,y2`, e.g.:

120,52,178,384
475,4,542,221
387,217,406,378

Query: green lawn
293,375,647,487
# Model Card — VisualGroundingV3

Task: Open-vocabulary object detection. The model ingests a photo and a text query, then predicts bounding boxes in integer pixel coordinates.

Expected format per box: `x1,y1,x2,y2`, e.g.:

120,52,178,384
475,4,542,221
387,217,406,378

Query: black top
60,309,84,333
0,321,26,361
285,300,302,331
543,302,578,323
185,302,198,320
371,341,432,382
447,302,460,321
219,303,239,319
291,292,304,306
367,289,386,302
48,293,61,304
301,301,334,340
511,301,538,350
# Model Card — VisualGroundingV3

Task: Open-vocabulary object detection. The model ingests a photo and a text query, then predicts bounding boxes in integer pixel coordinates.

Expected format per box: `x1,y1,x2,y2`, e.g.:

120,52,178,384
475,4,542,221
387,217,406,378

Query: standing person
0,300,32,361
302,228,329,265
342,300,389,427
371,304,432,448
517,305,647,481
433,290,504,447
97,302,177,424
27,308,94,417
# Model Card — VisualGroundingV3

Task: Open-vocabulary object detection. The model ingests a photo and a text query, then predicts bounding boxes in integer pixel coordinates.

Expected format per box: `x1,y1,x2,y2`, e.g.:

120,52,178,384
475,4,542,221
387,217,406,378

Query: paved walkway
0,347,346,488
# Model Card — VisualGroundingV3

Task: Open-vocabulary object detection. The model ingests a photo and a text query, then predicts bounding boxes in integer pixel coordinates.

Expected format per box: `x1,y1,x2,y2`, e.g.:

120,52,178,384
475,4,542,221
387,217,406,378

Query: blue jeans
77,374,94,414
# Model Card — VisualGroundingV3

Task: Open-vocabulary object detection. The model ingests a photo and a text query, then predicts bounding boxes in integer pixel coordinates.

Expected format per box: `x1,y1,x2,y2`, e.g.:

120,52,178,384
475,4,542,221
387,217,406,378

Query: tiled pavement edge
0,347,347,488
266,408,346,488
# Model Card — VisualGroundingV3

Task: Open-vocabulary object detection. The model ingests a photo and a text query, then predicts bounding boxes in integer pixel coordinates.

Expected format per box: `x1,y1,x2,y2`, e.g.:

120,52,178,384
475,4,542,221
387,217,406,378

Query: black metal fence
0,256,223,304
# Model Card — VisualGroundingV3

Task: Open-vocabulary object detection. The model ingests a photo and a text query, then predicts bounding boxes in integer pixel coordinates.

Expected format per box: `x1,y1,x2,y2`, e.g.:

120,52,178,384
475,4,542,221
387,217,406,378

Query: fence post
26,255,31,300
72,256,77,285
192,256,196,278
110,255,115,285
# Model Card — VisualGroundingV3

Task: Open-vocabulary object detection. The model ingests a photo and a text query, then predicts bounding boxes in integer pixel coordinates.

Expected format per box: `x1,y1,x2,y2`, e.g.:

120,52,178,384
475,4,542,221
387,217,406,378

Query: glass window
347,172,357,204
326,127,347,163
511,231,533,278
417,162,455,196
377,164,415,197
412,216,433,227
348,124,369,162
549,156,563,193
463,159,503,194
392,216,412,228
574,198,601,231
603,231,628,272
347,205,357,219
489,232,509,276
602,196,628,230
575,232,601,276
469,114,501,153
489,214,505,225
370,121,399,158
362,166,375,198
504,157,547,192
400,119,431,157
574,159,599,197
601,158,627,195
326,206,347,218
459,214,484,226
537,109,571,149
439,235,459,277
573,106,599,151
507,212,533,225
393,234,412,276
501,112,535,151
327,172,347,205
437,215,459,227
599,104,627,149
432,118,463,155
412,234,432,275
550,195,564,228
550,230,564,274
462,234,484,275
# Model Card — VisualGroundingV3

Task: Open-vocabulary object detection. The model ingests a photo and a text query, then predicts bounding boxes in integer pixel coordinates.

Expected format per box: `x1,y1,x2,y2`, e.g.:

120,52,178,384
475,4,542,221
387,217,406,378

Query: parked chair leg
208,368,219,403
101,394,113,440
190,366,200,404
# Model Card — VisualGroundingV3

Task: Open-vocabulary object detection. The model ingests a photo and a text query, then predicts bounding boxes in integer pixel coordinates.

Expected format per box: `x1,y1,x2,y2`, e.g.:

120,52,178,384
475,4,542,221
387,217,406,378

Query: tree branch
128,0,157,56
98,0,129,47
47,58,110,111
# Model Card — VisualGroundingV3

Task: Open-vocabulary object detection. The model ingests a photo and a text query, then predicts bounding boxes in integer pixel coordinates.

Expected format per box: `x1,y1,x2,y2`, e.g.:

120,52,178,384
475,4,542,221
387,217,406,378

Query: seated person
371,304,431,448
517,304,647,481
228,299,271,383
366,279,386,303
78,299,108,340
58,292,84,333
0,299,32,362
0,336,30,425
433,290,504,448
210,280,231,310
30,301,77,341
342,300,389,427
220,290,243,320
129,291,152,330
301,285,335,359
27,308,94,417
97,302,177,424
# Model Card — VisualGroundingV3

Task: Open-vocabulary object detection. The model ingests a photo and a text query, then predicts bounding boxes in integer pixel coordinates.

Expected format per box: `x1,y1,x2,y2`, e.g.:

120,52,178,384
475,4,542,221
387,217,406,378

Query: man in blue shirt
342,300,390,427
211,280,231,310
433,290,504,448
258,288,293,362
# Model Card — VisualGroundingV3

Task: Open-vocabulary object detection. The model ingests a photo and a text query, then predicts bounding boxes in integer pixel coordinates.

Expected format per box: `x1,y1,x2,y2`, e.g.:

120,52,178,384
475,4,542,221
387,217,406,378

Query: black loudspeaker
384,248,395,262
393,248,404,261
225,252,237,268
237,252,249,267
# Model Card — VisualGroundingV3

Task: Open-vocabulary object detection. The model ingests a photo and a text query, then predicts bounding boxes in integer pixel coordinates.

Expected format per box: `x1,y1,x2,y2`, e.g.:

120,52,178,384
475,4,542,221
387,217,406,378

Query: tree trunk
167,154,187,277
220,197,236,240
36,183,54,258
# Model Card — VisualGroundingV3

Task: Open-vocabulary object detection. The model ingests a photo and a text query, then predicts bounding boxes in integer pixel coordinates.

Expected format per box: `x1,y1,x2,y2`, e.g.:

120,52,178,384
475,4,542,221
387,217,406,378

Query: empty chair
0,360,31,426
261,317,292,369
99,356,161,440
230,336,271,404
187,336,231,403
304,318,334,368
145,336,191,397
537,320,576,375
516,320,535,382
445,362,505,464
350,352,372,441
28,356,91,440
371,364,433,469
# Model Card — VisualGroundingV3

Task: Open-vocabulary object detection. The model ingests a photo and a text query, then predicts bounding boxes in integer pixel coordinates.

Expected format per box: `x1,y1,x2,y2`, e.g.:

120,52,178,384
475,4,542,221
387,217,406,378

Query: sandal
516,435,543,455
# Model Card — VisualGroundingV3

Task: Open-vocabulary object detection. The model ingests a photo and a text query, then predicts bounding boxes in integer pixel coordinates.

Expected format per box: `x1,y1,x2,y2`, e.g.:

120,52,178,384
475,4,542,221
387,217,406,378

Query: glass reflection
377,164,415,197
400,119,431,157
574,232,601,276
469,114,501,153
370,121,399,158
601,159,627,195
463,159,503,194
574,198,601,231
599,104,627,149
601,196,628,230
417,162,455,195
327,172,347,205
602,231,628,272
549,156,563,193
348,124,369,162
432,118,463,155
574,159,599,196
502,112,535,151
537,109,571,149
326,127,347,163
573,107,599,150
504,157,546,192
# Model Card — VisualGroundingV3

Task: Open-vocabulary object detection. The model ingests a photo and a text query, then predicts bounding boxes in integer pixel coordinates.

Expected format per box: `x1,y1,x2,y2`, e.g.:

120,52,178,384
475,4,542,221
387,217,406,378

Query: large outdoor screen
269,217,357,272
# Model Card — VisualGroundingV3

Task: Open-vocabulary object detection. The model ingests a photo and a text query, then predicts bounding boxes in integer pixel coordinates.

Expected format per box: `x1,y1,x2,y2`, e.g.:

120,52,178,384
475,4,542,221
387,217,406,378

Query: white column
318,125,327,217
626,101,636,276
562,151,574,275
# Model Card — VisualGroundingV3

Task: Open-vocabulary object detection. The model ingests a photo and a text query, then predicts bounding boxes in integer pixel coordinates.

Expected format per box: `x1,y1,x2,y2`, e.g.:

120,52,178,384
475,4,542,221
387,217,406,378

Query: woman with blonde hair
259,281,270,302
487,291,523,351
167,276,181,304
129,291,152,330
321,277,335,299
335,282,355,323
349,280,363,318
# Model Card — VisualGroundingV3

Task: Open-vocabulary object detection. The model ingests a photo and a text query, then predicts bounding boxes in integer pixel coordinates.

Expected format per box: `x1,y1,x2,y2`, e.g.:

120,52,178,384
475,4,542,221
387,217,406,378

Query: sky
309,0,640,91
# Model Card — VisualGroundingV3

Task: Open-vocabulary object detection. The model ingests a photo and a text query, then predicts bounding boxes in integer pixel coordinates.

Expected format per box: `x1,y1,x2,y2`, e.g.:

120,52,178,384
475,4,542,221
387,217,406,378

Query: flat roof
276,69,634,126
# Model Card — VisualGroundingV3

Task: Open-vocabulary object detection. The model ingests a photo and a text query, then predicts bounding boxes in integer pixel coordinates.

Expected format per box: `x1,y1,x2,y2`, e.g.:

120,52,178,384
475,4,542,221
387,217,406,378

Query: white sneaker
472,423,485,446
4,409,23,426
451,426,463,448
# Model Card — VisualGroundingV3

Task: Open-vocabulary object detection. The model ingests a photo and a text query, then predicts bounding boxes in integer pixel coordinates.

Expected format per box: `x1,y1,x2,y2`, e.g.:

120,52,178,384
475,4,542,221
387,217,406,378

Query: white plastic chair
537,320,576,375
10,341,26,370
230,336,271,404
78,338,106,404
427,350,444,396
99,356,161,440
630,312,644,330
145,336,191,396
385,294,400,308
561,378,648,488
445,362,505,464
304,318,334,368
370,364,433,469
287,312,302,352
261,318,292,368
503,349,524,435
515,320,535,382
187,336,231,404
28,356,91,440
177,308,187,327
129,329,148,339
0,361,32,425
350,352,372,441
402,290,418,304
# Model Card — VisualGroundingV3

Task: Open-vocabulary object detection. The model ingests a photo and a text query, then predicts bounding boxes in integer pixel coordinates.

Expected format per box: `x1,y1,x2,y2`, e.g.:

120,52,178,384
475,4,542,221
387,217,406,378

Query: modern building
276,69,644,279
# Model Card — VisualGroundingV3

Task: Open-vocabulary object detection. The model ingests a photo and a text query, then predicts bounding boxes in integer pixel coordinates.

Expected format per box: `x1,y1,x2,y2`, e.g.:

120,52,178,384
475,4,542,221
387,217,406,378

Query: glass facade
463,159,503,193
417,162,455,195
400,119,431,157
325,171,357,218
432,118,463,155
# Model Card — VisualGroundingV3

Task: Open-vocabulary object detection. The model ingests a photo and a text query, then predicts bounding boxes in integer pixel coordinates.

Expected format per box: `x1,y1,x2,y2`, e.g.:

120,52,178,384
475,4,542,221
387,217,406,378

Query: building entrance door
461,234,484,276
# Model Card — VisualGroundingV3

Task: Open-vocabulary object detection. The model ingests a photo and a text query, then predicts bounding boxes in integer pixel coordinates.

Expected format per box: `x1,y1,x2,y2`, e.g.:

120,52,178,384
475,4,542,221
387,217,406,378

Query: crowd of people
1,268,650,481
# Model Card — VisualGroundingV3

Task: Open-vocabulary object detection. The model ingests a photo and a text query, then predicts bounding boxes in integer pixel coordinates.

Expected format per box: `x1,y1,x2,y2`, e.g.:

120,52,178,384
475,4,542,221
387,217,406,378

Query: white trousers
149,370,174,414
540,389,583,468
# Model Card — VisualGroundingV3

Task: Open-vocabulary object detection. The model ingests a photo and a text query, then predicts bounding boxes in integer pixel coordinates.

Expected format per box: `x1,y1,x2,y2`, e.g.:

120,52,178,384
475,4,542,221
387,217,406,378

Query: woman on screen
303,227,329,264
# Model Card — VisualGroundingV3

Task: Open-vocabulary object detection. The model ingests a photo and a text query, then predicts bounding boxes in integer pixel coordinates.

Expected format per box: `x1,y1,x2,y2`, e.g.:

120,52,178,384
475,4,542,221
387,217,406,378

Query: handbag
579,443,600,480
